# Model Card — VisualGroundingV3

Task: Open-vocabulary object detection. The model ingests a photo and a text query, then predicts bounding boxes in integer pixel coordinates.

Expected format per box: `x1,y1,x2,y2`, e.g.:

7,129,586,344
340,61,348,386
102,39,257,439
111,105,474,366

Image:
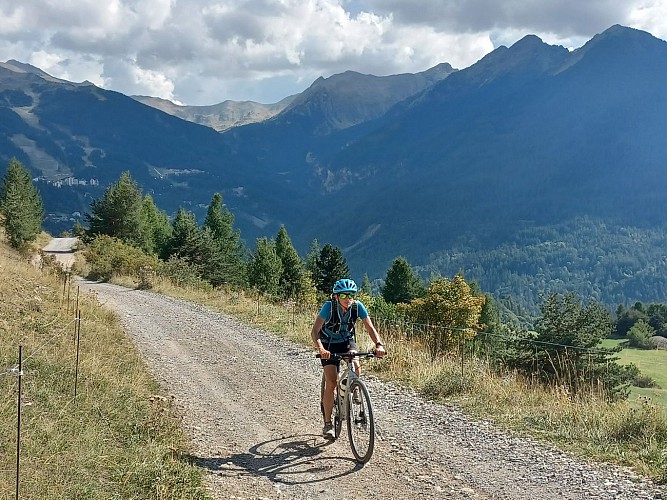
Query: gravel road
78,280,666,500
41,237,79,270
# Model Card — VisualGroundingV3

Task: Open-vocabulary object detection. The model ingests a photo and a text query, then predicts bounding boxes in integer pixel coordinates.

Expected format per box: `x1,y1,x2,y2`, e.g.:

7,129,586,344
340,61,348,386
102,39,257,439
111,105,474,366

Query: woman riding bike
310,278,386,439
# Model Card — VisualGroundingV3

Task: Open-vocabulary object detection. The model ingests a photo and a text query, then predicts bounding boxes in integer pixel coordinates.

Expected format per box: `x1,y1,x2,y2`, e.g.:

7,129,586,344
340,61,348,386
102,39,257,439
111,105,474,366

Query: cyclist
311,278,386,439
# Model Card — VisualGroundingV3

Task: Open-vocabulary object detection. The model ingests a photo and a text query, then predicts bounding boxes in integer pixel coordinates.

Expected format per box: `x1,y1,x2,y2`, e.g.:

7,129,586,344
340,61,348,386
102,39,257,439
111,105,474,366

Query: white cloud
628,0,667,36
0,0,665,105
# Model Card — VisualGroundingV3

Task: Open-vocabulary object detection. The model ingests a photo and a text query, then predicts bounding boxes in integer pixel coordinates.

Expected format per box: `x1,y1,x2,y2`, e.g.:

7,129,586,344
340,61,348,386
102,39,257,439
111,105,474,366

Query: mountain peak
566,24,667,70
463,33,568,83
507,33,565,59
279,65,454,133
512,34,545,47
586,24,656,46
0,59,90,86
2,59,54,78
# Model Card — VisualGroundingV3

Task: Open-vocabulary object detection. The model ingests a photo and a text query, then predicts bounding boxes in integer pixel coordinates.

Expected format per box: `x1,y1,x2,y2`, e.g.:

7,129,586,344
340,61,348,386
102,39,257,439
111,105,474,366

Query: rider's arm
311,316,328,355
361,317,386,356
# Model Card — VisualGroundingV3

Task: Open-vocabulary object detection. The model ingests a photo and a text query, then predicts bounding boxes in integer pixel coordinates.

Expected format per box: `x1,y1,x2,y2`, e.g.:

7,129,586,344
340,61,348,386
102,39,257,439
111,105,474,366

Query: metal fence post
15,345,23,500
74,310,81,399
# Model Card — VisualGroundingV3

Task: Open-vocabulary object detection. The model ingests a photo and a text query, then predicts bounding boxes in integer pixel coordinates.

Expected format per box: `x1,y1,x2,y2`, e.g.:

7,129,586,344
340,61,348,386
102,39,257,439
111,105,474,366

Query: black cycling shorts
319,339,357,367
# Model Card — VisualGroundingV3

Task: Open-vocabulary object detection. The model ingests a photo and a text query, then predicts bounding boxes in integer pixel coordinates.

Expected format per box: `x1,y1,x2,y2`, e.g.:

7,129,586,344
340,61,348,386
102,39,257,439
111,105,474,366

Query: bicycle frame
335,355,360,423
319,351,377,463
318,351,375,435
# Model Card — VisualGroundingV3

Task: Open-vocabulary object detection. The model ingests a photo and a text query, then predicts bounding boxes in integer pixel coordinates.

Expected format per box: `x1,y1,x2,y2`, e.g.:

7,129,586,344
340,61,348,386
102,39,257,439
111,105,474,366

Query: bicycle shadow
188,434,364,485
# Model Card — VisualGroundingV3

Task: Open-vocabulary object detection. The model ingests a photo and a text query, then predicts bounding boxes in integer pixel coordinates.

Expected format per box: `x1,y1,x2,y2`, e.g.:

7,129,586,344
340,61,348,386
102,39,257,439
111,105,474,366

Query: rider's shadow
189,434,363,485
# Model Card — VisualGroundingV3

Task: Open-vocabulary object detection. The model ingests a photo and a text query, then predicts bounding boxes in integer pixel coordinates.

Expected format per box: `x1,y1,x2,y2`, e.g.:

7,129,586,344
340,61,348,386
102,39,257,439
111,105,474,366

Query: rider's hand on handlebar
318,346,331,359
375,345,387,358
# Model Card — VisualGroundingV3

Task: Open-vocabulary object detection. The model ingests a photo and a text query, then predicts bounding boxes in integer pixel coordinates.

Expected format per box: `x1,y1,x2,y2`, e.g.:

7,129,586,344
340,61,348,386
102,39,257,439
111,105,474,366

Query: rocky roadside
78,280,666,500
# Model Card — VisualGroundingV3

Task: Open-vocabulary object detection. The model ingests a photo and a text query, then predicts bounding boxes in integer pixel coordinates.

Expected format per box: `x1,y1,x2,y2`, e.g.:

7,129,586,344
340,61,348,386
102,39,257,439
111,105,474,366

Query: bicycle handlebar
315,351,376,360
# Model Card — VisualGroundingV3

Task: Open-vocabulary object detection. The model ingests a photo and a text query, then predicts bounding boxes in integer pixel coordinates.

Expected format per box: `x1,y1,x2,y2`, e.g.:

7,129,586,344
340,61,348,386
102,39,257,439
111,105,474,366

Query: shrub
83,235,160,281
627,320,658,349
159,255,212,291
422,370,476,399
633,374,659,389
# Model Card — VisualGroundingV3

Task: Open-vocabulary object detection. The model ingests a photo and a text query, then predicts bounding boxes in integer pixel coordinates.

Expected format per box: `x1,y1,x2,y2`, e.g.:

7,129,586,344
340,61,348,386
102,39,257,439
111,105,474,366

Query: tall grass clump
0,241,209,499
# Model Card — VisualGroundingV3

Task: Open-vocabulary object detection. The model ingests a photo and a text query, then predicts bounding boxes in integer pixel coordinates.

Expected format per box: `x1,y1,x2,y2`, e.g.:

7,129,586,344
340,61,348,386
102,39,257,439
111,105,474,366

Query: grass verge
0,244,209,499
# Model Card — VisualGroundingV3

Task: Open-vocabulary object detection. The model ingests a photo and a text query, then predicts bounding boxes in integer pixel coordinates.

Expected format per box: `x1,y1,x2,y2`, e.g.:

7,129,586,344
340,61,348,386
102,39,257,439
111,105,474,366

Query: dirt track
41,237,78,269
77,280,666,500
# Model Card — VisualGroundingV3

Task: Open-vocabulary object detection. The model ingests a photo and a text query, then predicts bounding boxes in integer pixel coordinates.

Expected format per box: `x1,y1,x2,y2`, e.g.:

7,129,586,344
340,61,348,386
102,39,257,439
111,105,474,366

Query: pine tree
0,158,44,249
139,194,172,256
165,208,229,286
248,237,282,296
315,244,349,295
274,225,305,300
165,208,201,260
203,192,244,285
534,292,634,399
305,239,320,283
85,171,143,246
360,274,373,295
381,256,425,304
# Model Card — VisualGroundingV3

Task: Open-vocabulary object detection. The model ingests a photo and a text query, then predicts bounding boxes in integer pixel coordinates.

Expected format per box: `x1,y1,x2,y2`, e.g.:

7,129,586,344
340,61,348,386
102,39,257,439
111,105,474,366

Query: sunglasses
338,293,356,299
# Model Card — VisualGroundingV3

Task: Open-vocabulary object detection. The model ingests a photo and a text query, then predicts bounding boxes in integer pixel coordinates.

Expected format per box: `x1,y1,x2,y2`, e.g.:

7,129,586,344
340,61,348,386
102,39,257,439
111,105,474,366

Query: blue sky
1,0,665,105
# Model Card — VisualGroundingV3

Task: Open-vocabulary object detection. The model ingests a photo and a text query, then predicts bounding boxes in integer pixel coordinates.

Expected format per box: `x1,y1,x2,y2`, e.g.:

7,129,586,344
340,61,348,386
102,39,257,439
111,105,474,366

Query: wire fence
267,292,633,402
3,271,82,500
370,315,618,354
369,312,643,403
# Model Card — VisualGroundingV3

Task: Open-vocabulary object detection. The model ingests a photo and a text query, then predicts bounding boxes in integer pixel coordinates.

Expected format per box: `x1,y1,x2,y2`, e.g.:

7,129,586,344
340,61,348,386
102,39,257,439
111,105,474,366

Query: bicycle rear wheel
319,374,326,419
333,393,343,438
346,380,374,463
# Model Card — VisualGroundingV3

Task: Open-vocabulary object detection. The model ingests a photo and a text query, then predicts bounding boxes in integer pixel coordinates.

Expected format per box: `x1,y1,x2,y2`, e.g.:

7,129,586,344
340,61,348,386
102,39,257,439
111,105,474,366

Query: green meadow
602,339,667,407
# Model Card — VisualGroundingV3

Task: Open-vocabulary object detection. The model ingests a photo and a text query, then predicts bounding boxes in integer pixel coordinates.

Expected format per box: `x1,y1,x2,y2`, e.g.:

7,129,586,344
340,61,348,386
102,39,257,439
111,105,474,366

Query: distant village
33,176,100,228
34,176,100,188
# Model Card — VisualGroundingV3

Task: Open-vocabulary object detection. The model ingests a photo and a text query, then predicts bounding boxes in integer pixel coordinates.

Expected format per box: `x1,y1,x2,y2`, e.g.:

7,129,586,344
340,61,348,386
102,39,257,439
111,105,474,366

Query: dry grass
0,243,208,499
369,330,667,481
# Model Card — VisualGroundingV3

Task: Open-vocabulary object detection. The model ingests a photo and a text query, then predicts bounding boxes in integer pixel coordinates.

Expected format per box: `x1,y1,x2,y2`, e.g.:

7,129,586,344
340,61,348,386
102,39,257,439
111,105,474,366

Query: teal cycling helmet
333,278,358,295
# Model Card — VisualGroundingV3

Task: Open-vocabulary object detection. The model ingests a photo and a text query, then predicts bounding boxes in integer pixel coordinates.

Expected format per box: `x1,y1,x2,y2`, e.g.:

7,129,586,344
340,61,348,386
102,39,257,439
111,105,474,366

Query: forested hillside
422,217,667,319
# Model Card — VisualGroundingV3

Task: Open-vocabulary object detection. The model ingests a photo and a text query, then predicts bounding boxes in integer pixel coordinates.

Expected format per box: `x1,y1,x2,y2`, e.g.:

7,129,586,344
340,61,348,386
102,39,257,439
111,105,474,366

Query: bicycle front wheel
346,380,375,463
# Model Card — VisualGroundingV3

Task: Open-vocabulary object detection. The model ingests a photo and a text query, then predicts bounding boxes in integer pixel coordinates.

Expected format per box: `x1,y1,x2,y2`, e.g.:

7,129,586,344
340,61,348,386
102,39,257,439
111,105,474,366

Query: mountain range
131,94,296,132
2,24,667,314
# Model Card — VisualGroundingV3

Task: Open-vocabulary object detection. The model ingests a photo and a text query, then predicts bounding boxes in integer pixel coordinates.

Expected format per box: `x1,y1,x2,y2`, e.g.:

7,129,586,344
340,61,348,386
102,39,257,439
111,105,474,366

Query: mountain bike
317,351,376,463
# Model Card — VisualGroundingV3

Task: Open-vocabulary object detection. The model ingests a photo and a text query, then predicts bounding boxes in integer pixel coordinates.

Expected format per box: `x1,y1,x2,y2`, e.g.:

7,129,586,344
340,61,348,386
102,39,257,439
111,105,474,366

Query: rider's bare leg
322,364,338,422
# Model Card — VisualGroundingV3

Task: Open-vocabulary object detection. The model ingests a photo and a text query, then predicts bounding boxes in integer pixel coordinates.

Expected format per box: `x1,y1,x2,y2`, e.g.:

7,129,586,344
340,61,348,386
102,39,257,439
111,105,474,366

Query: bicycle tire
319,374,326,419
334,394,343,438
346,380,375,463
